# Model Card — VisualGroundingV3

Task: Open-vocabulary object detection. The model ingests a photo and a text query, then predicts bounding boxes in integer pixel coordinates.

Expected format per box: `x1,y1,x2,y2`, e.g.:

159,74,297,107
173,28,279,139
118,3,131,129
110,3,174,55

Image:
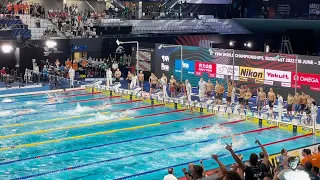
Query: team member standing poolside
185,80,192,103
126,71,132,90
198,78,206,101
231,81,236,104
243,88,252,110
149,73,158,93
277,93,284,121
68,67,75,88
311,101,318,126
130,73,138,89
227,81,233,105
300,92,308,114
217,83,225,105
138,71,144,90
206,80,214,98
114,68,121,82
161,73,168,97
169,76,176,98
293,92,301,115
287,93,294,116
268,88,276,115
106,68,113,87
236,85,246,108
257,87,266,112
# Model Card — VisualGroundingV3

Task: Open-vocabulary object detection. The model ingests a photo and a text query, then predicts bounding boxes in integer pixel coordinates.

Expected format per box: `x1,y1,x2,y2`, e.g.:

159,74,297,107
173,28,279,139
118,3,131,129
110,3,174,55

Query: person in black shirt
305,161,320,180
226,138,269,180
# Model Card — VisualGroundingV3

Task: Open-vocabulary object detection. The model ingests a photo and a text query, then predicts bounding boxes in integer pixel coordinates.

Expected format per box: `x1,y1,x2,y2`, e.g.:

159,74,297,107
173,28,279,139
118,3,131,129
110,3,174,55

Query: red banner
195,61,216,77
291,72,320,86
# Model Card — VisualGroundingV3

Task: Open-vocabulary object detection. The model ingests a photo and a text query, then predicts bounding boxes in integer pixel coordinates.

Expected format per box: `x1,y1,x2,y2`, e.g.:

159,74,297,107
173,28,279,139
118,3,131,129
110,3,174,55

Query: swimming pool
0,89,318,180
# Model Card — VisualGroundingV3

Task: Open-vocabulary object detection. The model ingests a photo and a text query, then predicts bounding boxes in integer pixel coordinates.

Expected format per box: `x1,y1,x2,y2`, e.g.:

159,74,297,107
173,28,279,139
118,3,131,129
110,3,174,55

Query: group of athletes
139,74,318,125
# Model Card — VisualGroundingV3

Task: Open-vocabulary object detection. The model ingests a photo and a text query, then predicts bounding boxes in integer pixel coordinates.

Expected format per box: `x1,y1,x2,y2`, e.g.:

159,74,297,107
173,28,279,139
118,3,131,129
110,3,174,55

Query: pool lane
0,100,150,130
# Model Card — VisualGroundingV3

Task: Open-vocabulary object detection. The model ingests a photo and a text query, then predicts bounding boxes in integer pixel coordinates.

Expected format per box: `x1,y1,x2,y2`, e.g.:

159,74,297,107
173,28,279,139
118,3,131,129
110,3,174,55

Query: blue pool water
0,90,319,180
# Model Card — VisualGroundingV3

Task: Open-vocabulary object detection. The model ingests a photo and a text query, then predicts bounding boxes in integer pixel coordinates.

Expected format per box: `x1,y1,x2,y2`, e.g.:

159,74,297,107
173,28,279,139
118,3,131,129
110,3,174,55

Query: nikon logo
240,67,264,79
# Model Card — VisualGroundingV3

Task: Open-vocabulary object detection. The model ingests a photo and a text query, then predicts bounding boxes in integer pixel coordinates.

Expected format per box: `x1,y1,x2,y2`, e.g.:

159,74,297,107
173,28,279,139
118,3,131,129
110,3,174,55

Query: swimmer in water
96,104,112,111
18,109,34,115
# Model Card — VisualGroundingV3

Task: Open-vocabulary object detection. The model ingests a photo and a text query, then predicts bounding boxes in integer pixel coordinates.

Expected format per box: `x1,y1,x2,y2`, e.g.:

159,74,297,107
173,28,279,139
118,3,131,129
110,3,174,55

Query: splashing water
65,103,93,115
1,98,14,103
169,124,232,142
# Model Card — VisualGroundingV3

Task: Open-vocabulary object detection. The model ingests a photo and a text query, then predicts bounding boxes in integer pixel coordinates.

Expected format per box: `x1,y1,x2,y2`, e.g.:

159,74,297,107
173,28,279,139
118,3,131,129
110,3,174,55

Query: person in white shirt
310,101,318,126
160,73,168,98
112,61,118,73
274,156,310,180
130,73,138,89
163,168,178,180
106,68,113,87
185,79,192,103
198,78,206,101
277,93,284,122
68,67,75,88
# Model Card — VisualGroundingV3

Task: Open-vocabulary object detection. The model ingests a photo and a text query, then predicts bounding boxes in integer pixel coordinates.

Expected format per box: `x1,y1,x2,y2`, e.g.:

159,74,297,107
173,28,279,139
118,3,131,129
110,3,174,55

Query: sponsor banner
292,72,320,86
265,69,291,83
216,64,240,80
310,86,320,92
264,80,274,85
297,126,313,134
161,55,170,72
281,82,291,87
239,66,264,79
216,64,239,76
175,60,195,74
195,61,216,77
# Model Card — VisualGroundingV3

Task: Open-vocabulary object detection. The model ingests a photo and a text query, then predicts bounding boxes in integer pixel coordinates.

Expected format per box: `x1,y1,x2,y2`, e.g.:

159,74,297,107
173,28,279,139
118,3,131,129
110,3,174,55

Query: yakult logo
265,69,291,83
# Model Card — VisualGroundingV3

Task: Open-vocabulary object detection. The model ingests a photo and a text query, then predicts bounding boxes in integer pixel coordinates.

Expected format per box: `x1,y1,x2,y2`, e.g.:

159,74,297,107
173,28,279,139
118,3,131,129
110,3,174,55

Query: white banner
265,69,291,83
216,64,239,76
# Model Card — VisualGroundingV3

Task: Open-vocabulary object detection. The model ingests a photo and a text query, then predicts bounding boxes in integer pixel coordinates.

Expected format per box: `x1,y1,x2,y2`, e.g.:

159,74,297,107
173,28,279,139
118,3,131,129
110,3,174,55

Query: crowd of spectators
164,139,320,180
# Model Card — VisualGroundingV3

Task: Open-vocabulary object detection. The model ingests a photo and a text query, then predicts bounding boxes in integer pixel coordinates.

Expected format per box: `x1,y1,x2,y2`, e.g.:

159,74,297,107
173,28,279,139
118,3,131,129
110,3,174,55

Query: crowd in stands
164,140,320,180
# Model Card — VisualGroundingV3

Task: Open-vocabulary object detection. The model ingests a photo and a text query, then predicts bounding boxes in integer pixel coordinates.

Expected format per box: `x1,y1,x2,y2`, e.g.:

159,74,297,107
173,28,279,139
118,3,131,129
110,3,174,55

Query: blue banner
175,60,195,74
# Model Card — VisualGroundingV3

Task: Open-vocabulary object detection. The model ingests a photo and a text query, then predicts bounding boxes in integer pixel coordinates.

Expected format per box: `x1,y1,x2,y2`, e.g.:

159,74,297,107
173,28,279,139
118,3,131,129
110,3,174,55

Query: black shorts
269,100,274,108
227,96,231,102
128,80,132,84
115,78,120,82
300,104,306,111
151,84,156,89
243,99,249,105
238,98,244,104
306,107,311,114
287,104,293,111
216,93,223,100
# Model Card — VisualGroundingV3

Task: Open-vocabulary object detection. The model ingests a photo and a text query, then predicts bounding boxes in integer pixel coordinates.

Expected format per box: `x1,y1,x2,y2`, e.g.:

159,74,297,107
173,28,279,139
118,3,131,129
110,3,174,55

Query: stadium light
229,41,235,47
115,39,139,75
244,41,252,48
45,40,57,48
2,45,13,53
